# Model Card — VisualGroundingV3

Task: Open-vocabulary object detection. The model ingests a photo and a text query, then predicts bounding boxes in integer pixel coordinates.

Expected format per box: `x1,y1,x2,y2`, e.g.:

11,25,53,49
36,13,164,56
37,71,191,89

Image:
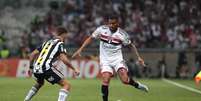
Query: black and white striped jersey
33,39,67,74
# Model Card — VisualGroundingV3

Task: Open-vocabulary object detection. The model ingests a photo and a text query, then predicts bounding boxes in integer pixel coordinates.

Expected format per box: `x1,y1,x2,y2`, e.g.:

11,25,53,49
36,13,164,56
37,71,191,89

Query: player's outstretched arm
59,53,80,76
28,49,40,76
129,43,146,67
29,49,40,65
72,36,93,58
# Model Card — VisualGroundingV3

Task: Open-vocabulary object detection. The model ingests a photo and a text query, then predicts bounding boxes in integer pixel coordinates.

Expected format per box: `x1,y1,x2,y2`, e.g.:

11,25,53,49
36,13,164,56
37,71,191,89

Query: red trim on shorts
101,71,113,75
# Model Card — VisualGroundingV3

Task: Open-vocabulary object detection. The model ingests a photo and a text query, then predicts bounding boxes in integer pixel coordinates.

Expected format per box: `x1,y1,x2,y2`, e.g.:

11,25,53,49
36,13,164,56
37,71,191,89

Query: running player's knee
101,72,112,85
64,84,71,91
118,68,129,84
102,78,110,85
59,80,71,91
121,79,129,84
118,68,127,75
40,83,44,87
39,81,44,87
35,82,44,89
64,82,71,89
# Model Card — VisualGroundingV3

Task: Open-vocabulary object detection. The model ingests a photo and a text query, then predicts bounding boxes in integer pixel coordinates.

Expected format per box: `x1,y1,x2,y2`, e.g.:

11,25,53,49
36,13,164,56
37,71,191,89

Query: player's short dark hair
56,27,68,36
107,14,118,20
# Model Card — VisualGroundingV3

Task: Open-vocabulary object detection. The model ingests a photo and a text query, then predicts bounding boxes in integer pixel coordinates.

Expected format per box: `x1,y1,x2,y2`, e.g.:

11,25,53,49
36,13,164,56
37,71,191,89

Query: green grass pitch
0,77,201,101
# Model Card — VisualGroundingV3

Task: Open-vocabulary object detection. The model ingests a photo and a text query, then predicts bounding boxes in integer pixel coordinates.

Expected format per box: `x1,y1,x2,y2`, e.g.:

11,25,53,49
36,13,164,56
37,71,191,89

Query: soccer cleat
137,82,149,93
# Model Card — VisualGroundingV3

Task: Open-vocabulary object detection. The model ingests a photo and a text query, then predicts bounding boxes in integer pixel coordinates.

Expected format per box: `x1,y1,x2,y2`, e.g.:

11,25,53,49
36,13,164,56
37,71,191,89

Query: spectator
1,0,201,57
176,51,189,78
194,52,201,76
0,30,6,47
19,46,30,59
127,58,141,78
0,45,10,59
156,54,169,78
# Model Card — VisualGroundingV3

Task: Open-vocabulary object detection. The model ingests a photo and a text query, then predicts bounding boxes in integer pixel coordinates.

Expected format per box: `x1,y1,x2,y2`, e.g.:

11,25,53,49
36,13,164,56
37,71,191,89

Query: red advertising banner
0,59,101,78
55,60,101,78
0,58,19,77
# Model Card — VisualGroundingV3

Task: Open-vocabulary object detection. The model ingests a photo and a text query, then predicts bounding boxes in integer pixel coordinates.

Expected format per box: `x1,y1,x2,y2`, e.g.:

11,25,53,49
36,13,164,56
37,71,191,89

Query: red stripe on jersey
113,38,122,42
100,34,109,39
100,34,122,44
112,38,122,43
100,34,110,41
100,37,108,41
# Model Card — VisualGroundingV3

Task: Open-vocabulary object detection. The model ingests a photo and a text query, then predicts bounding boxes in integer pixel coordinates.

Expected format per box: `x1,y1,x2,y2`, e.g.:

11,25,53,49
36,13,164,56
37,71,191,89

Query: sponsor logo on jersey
47,76,54,82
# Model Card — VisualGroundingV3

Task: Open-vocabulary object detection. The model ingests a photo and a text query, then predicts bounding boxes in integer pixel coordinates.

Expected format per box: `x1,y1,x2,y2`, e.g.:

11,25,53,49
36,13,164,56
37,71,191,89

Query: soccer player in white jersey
72,16,149,101
24,27,80,101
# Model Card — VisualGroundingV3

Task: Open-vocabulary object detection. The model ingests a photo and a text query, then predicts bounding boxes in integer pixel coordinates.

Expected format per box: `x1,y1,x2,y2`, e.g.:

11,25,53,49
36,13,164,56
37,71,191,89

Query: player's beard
110,27,117,33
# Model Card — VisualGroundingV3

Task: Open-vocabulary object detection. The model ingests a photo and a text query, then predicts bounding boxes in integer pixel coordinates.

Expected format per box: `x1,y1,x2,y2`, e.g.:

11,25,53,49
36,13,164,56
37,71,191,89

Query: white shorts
100,59,128,75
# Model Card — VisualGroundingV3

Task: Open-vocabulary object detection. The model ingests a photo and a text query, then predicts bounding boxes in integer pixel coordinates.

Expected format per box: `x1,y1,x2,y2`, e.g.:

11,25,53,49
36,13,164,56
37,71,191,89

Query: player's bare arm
28,49,40,76
59,53,80,76
29,49,40,65
72,36,93,58
129,43,145,67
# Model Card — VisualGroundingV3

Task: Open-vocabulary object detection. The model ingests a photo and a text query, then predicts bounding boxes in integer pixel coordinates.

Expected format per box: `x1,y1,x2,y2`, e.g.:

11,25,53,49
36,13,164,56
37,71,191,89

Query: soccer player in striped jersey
72,15,149,101
24,27,80,101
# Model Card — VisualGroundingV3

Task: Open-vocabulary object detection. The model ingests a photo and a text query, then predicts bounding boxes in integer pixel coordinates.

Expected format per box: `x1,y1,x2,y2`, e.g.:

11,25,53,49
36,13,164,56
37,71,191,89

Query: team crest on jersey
101,25,108,29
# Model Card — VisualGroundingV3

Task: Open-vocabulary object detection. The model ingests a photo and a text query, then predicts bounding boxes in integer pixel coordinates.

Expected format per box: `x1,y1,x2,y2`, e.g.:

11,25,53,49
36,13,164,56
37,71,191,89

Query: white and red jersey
92,25,131,65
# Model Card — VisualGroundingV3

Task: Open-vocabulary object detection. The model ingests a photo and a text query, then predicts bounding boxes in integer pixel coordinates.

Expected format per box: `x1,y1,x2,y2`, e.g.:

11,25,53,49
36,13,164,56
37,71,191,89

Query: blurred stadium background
0,0,201,101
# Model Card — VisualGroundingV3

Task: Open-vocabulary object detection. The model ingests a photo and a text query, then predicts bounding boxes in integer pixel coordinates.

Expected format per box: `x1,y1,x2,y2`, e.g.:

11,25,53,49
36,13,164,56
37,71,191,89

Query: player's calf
24,82,44,101
128,78,149,92
34,81,44,89
101,72,112,85
57,80,71,101
118,68,149,92
101,72,112,101
118,68,132,84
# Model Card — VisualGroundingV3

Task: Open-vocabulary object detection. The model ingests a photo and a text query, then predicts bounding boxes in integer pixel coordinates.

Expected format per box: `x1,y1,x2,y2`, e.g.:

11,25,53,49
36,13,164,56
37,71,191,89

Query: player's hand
74,68,80,76
138,57,146,67
72,49,82,58
28,69,33,77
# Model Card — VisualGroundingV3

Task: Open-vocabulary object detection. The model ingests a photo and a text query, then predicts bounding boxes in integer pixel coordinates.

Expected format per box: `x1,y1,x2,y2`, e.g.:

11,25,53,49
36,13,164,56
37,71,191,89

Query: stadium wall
0,51,197,78
124,51,195,77
0,58,101,78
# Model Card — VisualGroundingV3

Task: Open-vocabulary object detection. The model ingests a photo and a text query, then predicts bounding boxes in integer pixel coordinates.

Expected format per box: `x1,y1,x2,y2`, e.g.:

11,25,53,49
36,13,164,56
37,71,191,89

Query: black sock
128,78,139,88
101,85,108,101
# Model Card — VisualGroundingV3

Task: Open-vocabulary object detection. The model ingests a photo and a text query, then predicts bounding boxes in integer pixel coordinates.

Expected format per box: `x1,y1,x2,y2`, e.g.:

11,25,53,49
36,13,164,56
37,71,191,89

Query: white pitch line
162,78,201,94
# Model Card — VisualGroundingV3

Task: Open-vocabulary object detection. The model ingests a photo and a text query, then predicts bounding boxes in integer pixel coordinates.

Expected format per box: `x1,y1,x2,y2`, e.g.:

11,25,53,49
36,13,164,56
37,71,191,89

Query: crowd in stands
1,0,201,58
1,0,201,78
28,0,201,50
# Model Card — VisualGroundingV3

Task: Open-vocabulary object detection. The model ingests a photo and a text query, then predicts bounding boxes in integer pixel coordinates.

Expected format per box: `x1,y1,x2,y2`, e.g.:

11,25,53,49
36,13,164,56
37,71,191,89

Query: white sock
58,89,69,101
24,86,38,101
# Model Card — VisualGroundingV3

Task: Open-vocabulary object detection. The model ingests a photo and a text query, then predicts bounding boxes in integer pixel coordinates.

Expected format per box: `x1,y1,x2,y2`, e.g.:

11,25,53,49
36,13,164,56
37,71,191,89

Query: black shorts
33,68,64,84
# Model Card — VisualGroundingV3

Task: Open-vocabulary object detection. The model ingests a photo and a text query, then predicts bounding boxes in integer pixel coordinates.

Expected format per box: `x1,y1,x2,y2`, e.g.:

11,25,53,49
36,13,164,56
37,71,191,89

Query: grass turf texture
0,77,201,101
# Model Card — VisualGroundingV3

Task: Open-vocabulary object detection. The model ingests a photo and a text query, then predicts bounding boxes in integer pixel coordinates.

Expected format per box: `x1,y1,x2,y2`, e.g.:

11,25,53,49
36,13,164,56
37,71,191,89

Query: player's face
108,19,119,32
61,33,69,40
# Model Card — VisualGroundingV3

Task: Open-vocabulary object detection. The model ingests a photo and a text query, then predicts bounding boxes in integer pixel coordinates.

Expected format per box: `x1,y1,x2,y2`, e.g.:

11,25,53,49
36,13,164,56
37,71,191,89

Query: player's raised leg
117,68,149,92
57,79,71,101
101,72,112,101
24,80,44,101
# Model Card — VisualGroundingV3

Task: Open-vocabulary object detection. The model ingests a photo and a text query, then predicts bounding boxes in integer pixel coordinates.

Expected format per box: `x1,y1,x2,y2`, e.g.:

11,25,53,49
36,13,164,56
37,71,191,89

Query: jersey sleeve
58,43,67,54
122,30,131,46
91,26,102,39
